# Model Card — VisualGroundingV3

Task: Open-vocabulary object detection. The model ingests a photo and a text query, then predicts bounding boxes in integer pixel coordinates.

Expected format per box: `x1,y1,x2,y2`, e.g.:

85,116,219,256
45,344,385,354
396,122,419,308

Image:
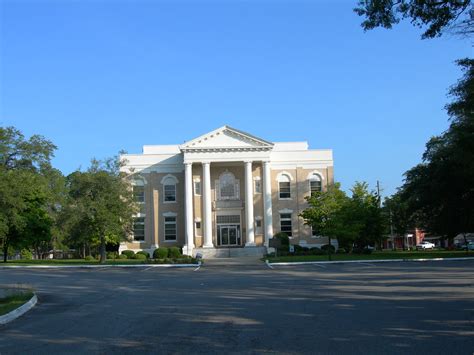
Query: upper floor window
309,173,322,195
216,171,240,200
161,175,178,203
278,175,291,199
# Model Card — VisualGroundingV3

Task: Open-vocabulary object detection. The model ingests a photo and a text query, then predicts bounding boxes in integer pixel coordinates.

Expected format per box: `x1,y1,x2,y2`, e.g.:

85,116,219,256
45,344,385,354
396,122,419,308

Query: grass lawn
0,291,34,316
267,250,474,263
0,258,197,266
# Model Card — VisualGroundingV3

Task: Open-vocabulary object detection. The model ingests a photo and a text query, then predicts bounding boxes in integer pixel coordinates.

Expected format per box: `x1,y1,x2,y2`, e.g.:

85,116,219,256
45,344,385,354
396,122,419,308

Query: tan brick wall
271,167,333,244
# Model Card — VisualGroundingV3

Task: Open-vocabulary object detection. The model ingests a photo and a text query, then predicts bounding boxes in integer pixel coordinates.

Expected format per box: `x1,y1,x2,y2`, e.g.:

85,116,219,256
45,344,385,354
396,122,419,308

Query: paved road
0,259,473,354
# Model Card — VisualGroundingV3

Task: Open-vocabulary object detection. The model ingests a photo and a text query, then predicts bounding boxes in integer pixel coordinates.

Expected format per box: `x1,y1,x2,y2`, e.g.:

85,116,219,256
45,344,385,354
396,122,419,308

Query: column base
202,244,215,249
245,242,256,247
182,244,194,256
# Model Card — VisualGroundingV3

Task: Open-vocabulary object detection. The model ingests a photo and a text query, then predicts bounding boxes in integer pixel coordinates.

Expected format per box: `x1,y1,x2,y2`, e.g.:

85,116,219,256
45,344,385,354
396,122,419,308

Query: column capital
184,162,193,167
243,160,253,164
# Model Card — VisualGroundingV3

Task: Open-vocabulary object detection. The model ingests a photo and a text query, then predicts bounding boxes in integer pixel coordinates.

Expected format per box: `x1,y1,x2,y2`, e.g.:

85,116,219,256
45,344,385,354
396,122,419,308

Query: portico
181,127,275,255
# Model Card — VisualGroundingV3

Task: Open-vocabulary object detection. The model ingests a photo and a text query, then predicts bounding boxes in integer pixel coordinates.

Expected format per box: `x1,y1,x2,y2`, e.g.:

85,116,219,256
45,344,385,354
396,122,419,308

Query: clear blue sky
1,0,470,197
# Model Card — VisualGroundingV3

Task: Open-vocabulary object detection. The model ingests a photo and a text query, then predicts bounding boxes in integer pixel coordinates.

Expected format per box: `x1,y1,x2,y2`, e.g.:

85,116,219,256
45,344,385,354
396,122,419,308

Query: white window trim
163,183,177,204
163,213,177,242
160,174,179,185
276,171,294,182
279,212,293,237
306,171,325,181
215,171,240,201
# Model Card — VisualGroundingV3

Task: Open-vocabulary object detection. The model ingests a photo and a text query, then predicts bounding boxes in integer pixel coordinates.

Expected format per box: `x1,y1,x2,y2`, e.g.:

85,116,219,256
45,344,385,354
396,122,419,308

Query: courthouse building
120,126,334,257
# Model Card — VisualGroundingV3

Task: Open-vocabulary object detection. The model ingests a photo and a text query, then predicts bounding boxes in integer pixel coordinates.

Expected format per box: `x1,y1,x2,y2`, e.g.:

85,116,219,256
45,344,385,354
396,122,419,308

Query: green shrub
168,247,182,258
309,247,323,255
121,250,135,258
107,252,118,259
336,248,347,254
85,255,96,261
321,244,336,254
274,232,289,246
118,254,128,259
153,247,168,259
136,251,150,258
132,253,147,260
20,249,33,260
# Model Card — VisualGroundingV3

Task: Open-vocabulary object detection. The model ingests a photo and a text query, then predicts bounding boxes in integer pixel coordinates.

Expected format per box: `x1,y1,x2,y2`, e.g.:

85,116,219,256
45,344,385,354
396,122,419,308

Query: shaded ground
267,250,474,262
0,259,473,354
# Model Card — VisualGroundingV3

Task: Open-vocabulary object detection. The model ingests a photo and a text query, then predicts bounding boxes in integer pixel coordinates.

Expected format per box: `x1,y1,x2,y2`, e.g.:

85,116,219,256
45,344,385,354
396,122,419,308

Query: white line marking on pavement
358,262,376,267
142,266,154,271
265,260,274,269
313,264,326,268
193,262,202,271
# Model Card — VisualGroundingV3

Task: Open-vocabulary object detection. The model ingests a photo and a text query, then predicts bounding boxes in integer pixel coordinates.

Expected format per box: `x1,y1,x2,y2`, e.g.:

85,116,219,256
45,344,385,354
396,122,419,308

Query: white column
183,163,194,255
263,161,274,246
244,161,255,246
202,162,214,248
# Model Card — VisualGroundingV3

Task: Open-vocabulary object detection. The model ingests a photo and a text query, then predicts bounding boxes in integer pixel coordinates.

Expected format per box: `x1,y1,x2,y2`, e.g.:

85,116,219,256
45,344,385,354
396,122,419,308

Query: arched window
217,171,240,200
309,173,322,195
161,175,178,203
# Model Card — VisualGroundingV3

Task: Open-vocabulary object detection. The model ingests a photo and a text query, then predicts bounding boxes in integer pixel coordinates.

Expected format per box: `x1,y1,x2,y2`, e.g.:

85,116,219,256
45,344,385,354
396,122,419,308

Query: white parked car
416,241,435,250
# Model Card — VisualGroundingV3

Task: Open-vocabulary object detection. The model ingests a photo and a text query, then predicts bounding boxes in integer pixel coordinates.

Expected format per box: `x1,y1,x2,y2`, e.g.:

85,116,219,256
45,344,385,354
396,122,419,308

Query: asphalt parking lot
0,259,473,354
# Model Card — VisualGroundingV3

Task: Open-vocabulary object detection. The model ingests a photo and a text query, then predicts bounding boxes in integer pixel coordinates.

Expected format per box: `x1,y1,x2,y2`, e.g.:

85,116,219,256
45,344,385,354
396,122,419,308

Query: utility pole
376,180,381,207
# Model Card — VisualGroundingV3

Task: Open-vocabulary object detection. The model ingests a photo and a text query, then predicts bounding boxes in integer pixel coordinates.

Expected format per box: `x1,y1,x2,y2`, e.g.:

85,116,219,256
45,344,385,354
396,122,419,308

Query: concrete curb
0,263,200,269
0,293,38,325
267,257,474,266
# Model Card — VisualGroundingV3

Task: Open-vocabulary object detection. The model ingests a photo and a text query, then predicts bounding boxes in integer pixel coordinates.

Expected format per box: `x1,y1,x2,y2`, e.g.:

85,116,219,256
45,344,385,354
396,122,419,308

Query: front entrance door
218,225,240,246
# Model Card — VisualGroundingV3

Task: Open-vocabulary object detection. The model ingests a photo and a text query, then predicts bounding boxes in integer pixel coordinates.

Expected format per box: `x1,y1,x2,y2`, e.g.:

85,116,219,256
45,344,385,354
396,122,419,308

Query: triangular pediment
180,126,273,151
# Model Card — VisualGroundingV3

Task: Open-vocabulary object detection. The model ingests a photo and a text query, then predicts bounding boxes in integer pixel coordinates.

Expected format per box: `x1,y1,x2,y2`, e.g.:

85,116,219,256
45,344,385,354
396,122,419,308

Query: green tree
348,182,386,250
64,156,136,263
354,0,473,39
0,127,57,262
300,183,349,260
399,59,474,246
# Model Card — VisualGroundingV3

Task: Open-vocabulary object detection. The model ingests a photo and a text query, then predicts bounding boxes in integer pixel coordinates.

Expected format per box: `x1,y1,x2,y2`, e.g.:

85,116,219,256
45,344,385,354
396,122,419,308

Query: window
195,221,201,229
309,174,322,195
311,226,319,237
164,216,177,241
280,213,292,236
133,186,145,203
217,172,240,200
133,217,145,241
255,218,262,234
163,177,176,202
278,174,291,199
194,181,201,195
254,178,262,194
216,215,240,224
